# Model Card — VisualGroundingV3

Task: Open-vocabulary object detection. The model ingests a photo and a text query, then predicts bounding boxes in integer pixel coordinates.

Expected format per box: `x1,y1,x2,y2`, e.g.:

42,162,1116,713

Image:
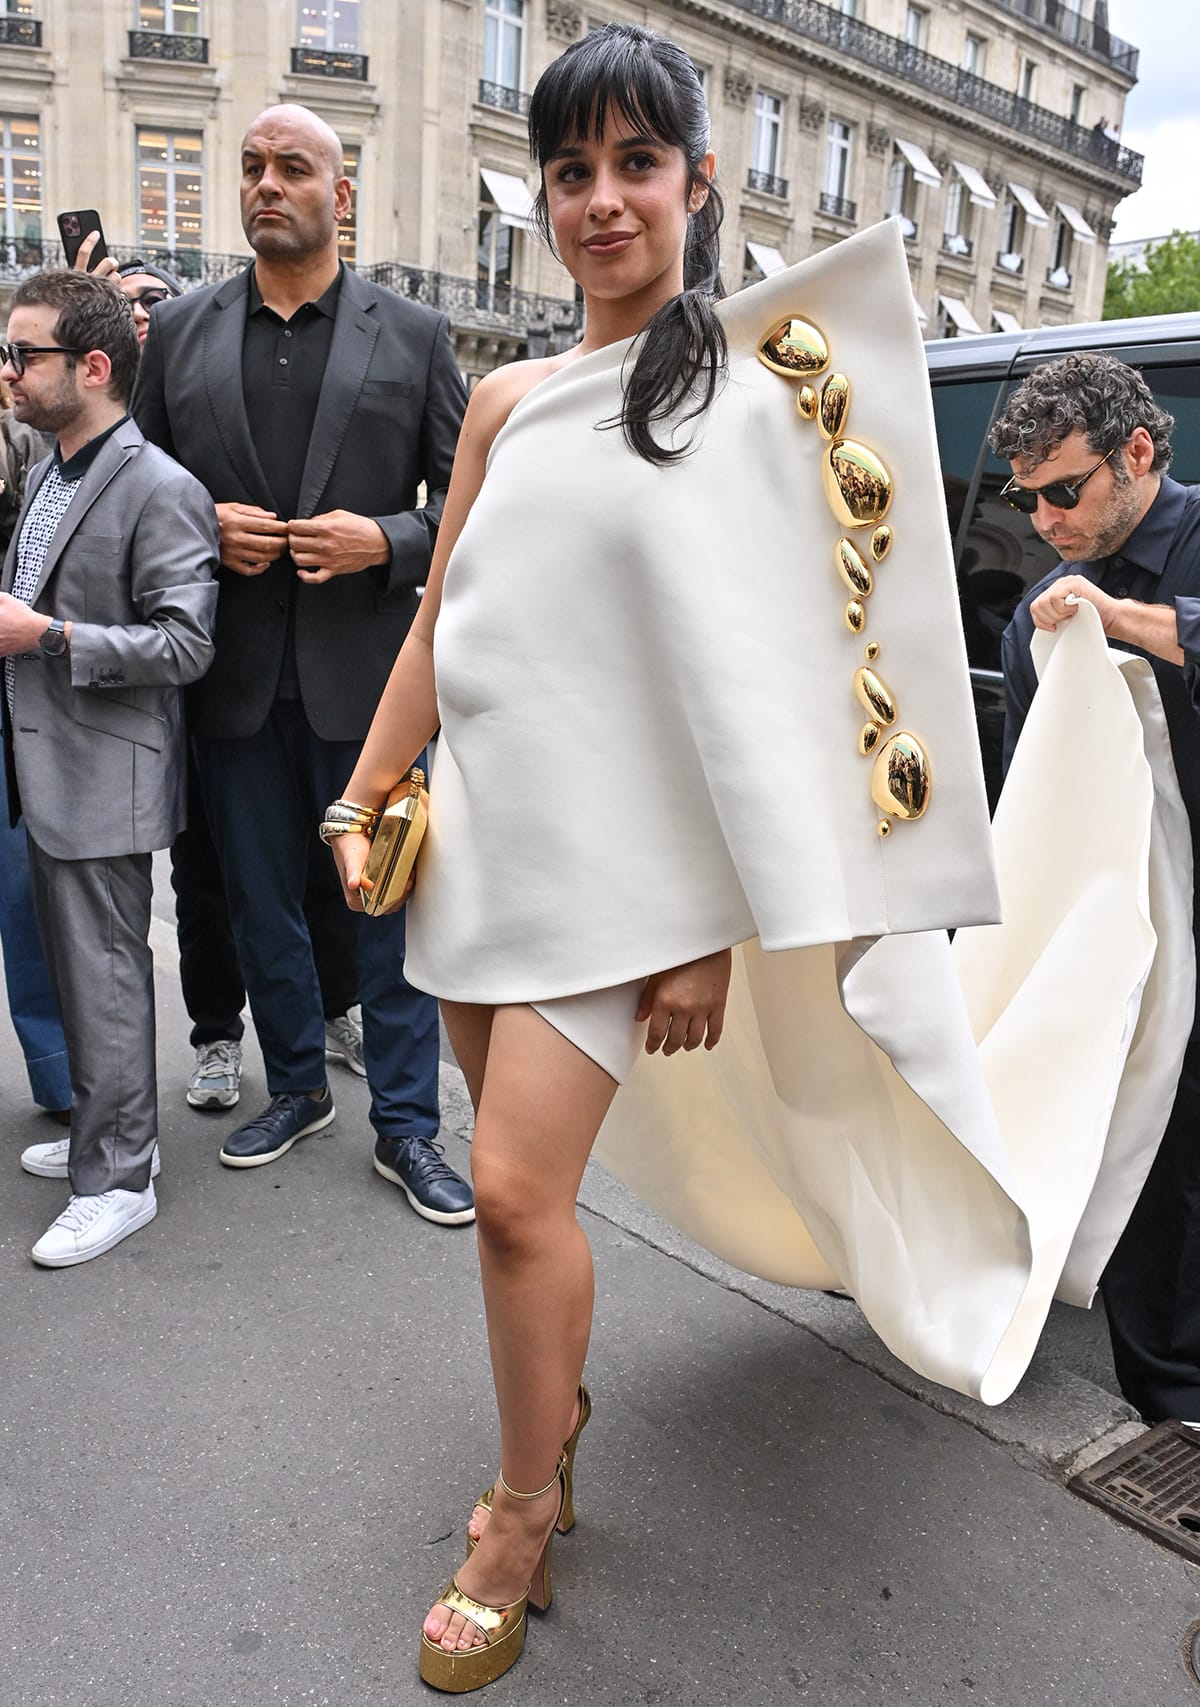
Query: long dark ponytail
527,24,727,466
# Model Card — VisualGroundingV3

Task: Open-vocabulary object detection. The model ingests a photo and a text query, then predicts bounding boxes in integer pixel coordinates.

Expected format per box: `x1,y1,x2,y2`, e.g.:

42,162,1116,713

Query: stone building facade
0,0,1142,372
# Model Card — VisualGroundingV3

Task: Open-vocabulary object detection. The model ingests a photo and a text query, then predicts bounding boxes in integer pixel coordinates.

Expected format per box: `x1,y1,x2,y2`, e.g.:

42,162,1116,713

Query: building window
886,150,916,237
0,114,40,260
904,5,927,49
0,1,35,13
483,0,523,91
1020,59,1037,102
998,198,1024,270
136,0,202,28
297,0,360,52
823,119,852,202
338,143,358,266
836,0,858,14
1049,216,1072,287
751,91,783,178
137,127,203,256
961,33,985,76
1070,84,1086,125
943,178,970,254
478,176,515,313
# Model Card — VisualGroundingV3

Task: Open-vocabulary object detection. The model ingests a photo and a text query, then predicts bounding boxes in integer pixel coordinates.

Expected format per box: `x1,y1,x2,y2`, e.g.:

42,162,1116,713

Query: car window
1142,362,1200,483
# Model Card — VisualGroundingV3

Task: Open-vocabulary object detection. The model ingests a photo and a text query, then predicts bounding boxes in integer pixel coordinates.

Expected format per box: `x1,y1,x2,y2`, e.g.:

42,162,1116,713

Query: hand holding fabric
216,502,288,576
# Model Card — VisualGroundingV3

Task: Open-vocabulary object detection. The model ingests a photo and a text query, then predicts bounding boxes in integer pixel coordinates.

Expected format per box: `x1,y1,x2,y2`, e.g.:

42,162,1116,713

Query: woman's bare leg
440,999,494,1113
423,1002,619,1653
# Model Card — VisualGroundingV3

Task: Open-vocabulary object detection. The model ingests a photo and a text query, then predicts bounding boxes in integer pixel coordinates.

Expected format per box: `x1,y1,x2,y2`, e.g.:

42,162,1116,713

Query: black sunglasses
1000,448,1115,514
125,287,170,308
0,342,86,377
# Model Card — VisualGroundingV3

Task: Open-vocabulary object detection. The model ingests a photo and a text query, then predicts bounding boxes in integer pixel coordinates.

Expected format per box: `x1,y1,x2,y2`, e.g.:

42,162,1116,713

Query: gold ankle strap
498,1451,566,1502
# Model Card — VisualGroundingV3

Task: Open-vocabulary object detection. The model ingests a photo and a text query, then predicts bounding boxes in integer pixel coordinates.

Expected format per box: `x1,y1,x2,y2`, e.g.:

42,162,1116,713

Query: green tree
1104,229,1200,320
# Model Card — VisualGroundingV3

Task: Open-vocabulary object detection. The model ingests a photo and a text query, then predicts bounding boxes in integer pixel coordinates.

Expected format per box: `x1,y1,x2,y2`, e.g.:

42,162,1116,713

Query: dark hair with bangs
528,23,726,466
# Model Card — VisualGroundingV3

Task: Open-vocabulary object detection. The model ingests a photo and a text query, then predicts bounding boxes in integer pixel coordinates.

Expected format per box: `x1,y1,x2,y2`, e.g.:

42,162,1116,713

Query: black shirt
57,413,130,482
242,265,342,697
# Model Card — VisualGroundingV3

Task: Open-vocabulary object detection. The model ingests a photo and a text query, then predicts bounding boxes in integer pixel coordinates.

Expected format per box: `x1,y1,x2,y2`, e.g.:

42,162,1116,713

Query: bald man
132,104,474,1224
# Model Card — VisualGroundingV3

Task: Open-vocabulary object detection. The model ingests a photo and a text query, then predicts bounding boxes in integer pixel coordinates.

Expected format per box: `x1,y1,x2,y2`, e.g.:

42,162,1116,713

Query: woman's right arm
330,362,540,906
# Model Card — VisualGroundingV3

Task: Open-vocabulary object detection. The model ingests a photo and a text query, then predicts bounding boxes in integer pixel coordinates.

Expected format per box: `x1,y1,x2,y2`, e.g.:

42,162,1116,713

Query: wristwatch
39,619,68,657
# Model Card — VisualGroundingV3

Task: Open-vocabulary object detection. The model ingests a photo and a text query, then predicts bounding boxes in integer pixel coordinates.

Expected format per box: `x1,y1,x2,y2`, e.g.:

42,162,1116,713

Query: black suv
927,309,1200,805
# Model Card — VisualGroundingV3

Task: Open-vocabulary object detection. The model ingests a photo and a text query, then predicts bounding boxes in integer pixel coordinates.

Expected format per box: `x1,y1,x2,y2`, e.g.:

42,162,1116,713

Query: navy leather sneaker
219,1089,335,1168
373,1135,475,1225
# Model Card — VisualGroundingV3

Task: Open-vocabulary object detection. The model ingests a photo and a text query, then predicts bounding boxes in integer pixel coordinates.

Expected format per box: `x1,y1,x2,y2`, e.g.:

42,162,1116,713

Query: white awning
480,168,536,232
1007,181,1049,227
939,294,983,335
894,137,942,187
1056,201,1097,245
991,309,1023,334
951,160,996,208
746,240,788,277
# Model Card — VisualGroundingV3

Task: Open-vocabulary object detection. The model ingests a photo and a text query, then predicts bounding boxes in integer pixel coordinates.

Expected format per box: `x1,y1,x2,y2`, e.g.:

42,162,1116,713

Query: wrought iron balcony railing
1045,265,1073,289
747,168,788,199
942,233,974,258
721,0,1143,185
128,30,209,63
818,191,856,221
0,15,41,47
989,0,1138,78
477,79,531,115
0,238,253,287
362,261,581,342
995,251,1025,274
290,46,369,80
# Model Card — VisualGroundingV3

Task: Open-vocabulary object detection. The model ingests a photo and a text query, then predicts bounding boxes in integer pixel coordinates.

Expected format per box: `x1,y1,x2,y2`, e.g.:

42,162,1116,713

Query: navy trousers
194,701,439,1139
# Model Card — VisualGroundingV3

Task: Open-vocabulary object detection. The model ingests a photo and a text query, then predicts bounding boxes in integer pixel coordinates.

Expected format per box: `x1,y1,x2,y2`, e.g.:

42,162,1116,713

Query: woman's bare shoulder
463,355,572,449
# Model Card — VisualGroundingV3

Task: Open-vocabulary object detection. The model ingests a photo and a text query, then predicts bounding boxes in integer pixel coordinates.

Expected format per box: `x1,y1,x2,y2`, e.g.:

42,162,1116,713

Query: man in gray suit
133,105,473,1224
0,269,218,1266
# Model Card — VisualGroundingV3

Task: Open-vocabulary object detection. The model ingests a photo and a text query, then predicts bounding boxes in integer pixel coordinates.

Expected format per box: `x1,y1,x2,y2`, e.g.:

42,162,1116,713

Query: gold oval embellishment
845,599,865,633
870,525,893,562
854,667,896,725
877,819,892,838
797,384,818,420
757,317,830,378
823,440,894,529
836,538,873,598
858,721,881,756
870,733,931,821
818,373,850,441
865,640,880,661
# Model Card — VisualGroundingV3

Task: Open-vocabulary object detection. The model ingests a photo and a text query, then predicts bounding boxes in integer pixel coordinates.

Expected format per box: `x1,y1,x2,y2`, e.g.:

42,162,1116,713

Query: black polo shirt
56,412,130,480
242,264,341,697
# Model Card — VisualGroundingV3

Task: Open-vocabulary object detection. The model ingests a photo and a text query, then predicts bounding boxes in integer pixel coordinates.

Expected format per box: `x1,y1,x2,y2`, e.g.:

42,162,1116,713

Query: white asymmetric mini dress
405,220,1194,1407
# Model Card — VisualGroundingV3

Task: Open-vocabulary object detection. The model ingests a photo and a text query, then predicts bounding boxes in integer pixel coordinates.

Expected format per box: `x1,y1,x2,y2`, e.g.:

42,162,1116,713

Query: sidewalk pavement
0,881,1197,1707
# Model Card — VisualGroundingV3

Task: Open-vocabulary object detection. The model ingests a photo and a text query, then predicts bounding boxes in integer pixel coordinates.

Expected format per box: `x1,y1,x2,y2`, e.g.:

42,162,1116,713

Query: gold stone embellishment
757,308,930,834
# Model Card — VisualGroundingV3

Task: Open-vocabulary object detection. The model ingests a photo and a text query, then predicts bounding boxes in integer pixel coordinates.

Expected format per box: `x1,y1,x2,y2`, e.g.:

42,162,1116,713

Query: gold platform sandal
467,1383,591,1555
419,1455,567,1694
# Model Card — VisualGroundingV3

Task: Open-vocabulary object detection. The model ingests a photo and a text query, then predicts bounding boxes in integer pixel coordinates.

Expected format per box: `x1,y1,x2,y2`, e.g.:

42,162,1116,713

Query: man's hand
215,503,289,576
71,231,119,280
289,511,389,583
1030,576,1120,634
0,592,52,657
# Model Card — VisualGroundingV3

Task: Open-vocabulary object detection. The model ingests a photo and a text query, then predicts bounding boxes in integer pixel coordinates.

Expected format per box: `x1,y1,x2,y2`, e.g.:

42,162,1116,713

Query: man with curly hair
993,350,1200,1423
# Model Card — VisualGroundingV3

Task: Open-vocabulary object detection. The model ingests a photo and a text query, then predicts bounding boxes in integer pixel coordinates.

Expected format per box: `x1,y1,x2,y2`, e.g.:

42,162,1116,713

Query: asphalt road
1,870,1197,1707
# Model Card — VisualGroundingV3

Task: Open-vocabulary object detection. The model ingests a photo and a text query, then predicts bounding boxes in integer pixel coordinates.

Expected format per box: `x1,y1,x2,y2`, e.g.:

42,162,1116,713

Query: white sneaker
20,1137,162,1181
187,1039,242,1109
31,1185,157,1268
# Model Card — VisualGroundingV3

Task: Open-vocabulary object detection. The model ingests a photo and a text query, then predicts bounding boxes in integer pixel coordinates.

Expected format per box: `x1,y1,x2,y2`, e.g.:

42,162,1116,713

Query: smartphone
57,209,108,271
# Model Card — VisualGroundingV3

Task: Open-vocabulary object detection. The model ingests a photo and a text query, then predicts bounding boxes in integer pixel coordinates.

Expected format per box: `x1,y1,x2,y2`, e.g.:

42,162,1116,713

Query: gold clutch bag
361,767,429,917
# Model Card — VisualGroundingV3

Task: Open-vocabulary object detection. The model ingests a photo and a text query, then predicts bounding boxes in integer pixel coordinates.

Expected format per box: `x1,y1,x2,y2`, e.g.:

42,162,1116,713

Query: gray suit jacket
132,263,467,742
3,417,219,859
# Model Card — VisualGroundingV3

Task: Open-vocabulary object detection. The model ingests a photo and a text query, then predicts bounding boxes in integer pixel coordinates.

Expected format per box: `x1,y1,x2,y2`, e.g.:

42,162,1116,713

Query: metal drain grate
1071,1422,1200,1563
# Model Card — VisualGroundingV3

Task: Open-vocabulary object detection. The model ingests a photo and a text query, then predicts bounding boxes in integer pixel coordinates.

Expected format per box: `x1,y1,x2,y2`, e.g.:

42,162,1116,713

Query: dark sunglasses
126,287,170,308
0,342,86,377
1000,448,1115,514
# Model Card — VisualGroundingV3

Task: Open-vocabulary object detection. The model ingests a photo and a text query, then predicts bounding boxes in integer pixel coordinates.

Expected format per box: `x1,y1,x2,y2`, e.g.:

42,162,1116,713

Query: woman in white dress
328,23,738,1692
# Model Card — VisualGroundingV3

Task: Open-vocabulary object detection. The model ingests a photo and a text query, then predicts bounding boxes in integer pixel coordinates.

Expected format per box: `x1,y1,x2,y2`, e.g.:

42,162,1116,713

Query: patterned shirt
5,463,83,717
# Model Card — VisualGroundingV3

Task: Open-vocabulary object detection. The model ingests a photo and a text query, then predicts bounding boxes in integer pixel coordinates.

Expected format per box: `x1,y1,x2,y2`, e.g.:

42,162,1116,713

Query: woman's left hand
330,829,373,912
637,949,732,1056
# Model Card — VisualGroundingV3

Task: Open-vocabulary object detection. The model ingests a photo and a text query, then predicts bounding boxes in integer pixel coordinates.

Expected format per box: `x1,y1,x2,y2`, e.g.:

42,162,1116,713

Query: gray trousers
25,837,157,1195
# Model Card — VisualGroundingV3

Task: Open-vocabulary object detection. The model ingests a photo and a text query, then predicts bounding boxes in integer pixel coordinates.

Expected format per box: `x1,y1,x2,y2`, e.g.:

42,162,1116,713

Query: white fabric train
406,220,1194,1404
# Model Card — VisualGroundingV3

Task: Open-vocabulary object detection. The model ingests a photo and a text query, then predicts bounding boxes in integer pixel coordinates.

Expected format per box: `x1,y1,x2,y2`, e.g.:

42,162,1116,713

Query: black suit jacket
132,263,467,742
